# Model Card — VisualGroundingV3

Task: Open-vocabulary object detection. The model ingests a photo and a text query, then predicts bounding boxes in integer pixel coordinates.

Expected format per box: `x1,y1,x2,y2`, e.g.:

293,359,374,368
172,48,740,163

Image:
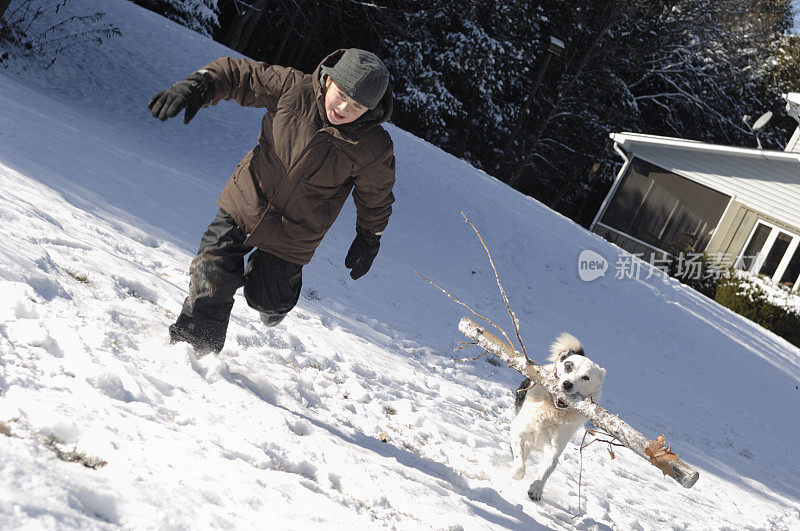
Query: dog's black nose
563,381,573,391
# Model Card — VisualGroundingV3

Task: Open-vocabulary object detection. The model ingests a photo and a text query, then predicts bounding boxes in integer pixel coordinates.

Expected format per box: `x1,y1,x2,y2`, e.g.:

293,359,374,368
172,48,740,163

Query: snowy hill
1,1,799,528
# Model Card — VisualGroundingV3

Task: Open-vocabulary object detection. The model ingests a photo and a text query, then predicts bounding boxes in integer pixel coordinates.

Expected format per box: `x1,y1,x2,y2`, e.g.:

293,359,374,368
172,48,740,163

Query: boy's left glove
345,228,381,280
148,72,212,124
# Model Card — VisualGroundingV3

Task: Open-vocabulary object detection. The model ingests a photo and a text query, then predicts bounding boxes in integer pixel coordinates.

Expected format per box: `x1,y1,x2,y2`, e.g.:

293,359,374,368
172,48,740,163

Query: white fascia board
609,132,800,163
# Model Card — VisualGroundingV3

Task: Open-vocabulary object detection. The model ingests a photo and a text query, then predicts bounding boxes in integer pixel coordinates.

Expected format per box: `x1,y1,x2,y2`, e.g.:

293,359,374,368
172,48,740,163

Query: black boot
169,321,224,355
259,312,287,328
243,249,303,325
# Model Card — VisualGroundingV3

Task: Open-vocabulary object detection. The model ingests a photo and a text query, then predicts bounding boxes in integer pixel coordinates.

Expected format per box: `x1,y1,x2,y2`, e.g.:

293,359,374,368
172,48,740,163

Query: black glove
148,72,211,124
345,228,381,280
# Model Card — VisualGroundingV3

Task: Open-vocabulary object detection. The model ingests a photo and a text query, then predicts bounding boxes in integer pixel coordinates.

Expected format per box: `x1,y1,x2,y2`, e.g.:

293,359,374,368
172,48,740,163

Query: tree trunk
500,52,554,169
220,0,269,53
458,317,700,488
271,8,299,65
507,2,622,190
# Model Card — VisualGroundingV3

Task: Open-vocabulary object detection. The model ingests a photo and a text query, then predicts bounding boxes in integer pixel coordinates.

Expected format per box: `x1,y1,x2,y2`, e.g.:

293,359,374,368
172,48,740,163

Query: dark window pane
600,158,728,253
740,223,771,270
761,232,792,278
601,164,652,233
780,245,800,288
628,183,679,245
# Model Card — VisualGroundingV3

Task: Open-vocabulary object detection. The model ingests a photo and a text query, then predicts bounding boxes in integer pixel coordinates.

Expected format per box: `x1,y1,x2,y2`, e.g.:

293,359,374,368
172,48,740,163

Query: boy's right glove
148,72,212,124
345,228,381,280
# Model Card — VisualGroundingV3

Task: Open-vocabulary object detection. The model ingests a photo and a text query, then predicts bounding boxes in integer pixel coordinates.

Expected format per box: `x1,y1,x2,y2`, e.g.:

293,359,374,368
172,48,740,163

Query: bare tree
218,0,268,53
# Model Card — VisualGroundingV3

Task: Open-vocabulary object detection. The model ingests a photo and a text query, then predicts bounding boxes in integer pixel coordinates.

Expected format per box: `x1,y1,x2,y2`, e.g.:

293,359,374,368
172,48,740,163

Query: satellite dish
751,111,773,131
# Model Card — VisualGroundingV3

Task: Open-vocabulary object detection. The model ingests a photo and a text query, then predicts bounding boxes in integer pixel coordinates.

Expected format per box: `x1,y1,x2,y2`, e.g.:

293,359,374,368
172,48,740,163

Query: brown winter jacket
199,50,395,265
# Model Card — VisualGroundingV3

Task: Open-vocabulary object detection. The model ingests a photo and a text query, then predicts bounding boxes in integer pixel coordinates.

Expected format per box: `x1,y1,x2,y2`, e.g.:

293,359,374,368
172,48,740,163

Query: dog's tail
548,332,584,362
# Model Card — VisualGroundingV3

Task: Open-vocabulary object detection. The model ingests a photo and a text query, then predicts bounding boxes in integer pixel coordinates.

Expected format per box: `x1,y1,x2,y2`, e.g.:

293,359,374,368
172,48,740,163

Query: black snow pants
169,208,303,354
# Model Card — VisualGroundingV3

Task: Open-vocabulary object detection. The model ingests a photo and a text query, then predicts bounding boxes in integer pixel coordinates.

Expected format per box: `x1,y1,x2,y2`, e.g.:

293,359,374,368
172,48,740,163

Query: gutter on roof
609,132,800,163
612,141,630,161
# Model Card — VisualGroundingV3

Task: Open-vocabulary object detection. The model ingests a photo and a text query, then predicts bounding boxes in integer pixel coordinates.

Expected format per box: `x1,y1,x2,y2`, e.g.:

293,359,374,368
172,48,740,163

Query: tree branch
460,212,529,361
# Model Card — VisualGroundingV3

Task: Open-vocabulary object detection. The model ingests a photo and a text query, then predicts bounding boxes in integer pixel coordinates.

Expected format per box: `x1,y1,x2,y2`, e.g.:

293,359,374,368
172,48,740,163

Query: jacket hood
313,49,393,138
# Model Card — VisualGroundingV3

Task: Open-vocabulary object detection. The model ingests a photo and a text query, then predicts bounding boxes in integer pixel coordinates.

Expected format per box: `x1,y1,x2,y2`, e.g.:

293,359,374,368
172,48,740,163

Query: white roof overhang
611,132,800,230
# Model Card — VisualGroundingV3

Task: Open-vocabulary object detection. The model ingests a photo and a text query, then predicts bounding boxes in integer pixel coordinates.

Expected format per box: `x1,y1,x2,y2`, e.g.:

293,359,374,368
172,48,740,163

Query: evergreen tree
132,0,798,226
626,0,794,149
131,0,219,37
771,32,800,93
379,0,544,168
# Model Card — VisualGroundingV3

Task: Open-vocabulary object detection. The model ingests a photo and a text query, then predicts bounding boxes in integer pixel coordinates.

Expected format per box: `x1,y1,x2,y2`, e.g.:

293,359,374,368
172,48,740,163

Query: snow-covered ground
1,1,799,528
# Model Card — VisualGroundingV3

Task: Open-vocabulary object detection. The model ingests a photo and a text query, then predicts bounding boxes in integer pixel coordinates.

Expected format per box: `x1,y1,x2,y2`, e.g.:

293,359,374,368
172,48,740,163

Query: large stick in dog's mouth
459,317,700,489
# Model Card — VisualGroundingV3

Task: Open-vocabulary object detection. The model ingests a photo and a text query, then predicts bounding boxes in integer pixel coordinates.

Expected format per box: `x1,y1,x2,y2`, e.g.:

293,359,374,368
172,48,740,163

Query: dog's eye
582,375,590,381
560,356,567,362
564,362,573,373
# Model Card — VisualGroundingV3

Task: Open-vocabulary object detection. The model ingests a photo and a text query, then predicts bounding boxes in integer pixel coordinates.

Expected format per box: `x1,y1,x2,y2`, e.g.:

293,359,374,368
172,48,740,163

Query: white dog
509,332,605,501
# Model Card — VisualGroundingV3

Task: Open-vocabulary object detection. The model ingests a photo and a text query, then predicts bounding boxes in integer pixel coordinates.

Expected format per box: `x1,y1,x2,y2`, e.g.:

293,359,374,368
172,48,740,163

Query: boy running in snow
148,49,395,354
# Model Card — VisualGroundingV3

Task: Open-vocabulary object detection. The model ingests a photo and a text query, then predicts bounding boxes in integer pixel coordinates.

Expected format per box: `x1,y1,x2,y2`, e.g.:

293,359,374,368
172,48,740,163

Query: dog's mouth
553,396,569,409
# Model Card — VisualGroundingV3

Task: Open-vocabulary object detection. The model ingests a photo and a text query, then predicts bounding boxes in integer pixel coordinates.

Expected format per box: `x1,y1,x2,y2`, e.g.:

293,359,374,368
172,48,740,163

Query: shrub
0,0,120,67
714,273,800,348
668,252,723,299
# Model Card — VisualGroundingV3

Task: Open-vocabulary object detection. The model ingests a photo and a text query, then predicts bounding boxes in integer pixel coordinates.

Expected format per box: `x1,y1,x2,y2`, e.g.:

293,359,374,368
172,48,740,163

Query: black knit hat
322,49,389,110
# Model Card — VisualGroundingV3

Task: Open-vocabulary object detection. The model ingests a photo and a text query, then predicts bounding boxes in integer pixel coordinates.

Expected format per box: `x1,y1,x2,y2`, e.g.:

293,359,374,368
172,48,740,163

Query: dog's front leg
528,444,561,501
509,425,528,480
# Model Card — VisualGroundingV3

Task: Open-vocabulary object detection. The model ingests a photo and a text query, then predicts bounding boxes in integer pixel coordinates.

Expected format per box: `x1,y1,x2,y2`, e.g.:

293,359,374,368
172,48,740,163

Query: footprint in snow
113,276,159,304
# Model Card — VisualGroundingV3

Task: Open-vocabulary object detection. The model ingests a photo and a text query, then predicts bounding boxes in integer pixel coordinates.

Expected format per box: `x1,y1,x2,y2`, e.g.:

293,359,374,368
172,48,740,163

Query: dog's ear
550,332,584,361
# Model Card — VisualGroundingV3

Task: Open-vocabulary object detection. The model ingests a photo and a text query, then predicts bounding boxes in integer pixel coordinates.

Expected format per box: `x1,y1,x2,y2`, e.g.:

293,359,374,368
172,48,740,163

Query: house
590,93,800,291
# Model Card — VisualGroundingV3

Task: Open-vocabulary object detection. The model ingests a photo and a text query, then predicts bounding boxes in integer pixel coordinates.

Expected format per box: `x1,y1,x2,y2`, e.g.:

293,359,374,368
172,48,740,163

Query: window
780,247,800,287
739,223,771,271
600,159,730,254
761,232,792,278
737,221,800,290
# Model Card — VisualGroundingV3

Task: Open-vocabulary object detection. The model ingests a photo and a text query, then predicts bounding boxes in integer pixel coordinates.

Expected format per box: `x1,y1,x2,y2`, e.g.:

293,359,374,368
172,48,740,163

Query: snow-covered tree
130,0,219,37
380,0,542,166
770,32,800,95
513,0,796,218
622,0,794,147
134,0,796,225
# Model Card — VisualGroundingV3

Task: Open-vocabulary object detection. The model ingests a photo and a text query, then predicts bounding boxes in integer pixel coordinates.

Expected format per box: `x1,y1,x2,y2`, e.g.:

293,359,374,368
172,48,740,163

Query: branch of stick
458,317,700,489
415,271,518,354
417,212,532,364
460,212,529,361
577,429,626,514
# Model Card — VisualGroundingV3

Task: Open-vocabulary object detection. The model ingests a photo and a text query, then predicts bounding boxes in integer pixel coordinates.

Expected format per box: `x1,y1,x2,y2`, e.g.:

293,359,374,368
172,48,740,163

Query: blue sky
794,0,800,32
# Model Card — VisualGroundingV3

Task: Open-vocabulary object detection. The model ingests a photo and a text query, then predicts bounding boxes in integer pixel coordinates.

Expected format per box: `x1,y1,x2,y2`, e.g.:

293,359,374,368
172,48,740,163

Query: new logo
578,250,608,282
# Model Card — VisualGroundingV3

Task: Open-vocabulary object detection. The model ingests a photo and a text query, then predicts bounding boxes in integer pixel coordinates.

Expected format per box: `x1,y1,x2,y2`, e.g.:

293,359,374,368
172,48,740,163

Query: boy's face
324,77,368,125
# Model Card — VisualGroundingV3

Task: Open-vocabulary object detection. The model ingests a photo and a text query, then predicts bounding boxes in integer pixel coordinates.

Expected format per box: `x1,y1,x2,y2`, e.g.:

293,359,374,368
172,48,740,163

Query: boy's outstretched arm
148,57,294,122
199,57,292,109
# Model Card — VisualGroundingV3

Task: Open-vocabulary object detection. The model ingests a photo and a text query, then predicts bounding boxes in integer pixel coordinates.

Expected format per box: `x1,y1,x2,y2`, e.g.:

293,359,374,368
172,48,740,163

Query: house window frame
736,219,800,291
595,157,730,255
